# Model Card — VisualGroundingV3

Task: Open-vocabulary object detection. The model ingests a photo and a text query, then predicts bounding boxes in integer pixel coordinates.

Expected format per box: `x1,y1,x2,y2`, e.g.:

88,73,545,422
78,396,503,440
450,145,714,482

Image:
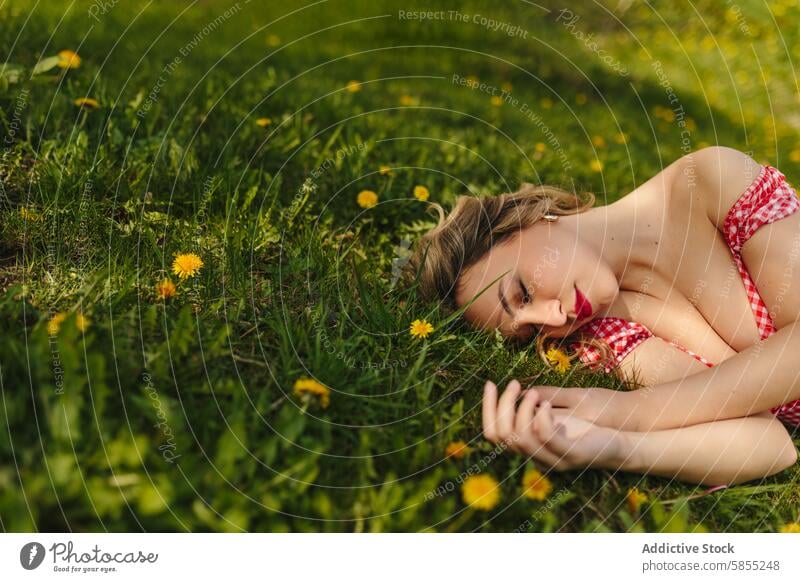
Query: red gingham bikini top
568,164,800,427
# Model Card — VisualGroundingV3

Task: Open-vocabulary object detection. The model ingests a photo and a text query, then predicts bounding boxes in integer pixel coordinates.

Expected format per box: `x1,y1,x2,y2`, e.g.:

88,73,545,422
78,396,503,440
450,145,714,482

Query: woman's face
454,220,619,342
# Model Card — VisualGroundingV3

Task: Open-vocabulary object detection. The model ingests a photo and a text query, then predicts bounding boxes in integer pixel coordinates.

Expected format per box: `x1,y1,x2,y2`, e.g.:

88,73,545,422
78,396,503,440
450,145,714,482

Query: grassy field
1,0,798,532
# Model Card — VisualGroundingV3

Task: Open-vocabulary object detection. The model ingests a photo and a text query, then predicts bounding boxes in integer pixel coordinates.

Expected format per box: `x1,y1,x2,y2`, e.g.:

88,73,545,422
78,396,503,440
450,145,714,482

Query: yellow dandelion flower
779,522,800,533
47,311,88,335
490,95,503,107
592,135,606,148
413,185,429,201
545,347,572,374
356,190,378,209
522,468,553,501
575,92,588,105
700,34,715,52
19,206,41,222
626,487,648,513
75,312,90,332
346,80,361,93
790,149,800,163
445,440,471,459
73,97,99,109
735,70,750,87
589,159,604,173
293,377,331,408
255,117,272,127
409,318,434,339
47,312,67,336
155,278,177,300
534,142,547,153
540,97,553,109
171,253,203,280
57,50,81,69
614,131,628,144
266,34,281,46
500,81,513,92
379,165,393,176
653,105,675,122
399,94,415,106
462,474,500,511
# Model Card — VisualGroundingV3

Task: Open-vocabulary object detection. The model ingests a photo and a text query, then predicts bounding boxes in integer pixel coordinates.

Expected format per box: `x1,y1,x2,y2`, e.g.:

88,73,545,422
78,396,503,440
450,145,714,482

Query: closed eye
519,278,531,305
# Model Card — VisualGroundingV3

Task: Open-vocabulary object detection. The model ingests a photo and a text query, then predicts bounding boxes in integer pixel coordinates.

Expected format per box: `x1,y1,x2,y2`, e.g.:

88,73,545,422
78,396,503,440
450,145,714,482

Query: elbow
770,421,799,475
698,434,798,488
776,441,799,472
726,440,798,487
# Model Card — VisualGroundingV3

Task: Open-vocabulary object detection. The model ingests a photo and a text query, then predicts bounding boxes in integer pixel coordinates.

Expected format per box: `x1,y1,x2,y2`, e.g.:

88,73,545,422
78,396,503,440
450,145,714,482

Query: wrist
616,430,646,473
607,390,642,432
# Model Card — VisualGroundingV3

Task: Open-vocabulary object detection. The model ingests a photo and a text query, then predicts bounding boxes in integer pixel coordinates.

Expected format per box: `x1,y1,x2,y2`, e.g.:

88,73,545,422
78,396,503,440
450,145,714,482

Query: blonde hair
402,182,614,372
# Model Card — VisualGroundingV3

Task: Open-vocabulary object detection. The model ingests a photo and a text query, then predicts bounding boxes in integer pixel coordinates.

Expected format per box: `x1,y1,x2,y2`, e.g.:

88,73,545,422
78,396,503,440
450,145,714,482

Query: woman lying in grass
406,146,800,486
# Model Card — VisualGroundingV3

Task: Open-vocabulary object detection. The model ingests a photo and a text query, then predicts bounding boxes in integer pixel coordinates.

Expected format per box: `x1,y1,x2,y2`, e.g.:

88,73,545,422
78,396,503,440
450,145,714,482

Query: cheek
530,244,571,291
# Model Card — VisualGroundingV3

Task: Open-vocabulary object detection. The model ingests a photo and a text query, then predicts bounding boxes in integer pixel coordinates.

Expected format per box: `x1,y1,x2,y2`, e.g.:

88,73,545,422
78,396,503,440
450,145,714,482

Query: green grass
1,0,798,532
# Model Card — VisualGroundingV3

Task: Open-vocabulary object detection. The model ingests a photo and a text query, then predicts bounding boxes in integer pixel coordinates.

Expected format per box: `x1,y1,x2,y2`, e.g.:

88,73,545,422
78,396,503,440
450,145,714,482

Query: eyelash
519,279,531,305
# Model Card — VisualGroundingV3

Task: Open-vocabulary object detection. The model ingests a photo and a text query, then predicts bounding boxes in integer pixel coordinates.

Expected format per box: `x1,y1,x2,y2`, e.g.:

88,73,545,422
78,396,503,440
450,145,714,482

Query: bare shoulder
616,335,716,388
672,146,764,230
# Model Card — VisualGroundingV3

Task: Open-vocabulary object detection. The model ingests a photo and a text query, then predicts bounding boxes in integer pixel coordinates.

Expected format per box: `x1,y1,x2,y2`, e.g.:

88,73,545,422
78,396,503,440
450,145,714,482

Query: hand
482,379,629,472
529,384,639,431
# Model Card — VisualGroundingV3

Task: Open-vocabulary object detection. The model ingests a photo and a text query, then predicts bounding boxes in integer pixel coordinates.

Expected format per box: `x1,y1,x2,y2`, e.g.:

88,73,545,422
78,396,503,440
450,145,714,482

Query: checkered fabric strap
721,164,800,340
665,339,715,367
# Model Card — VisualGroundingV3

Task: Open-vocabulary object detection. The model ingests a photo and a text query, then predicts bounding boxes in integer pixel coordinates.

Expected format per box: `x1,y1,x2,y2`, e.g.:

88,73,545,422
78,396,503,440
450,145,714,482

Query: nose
513,298,567,331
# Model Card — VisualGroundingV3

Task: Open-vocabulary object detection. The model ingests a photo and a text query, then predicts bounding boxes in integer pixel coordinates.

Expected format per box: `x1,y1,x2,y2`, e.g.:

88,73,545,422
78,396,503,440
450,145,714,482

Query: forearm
628,320,800,431
614,413,798,486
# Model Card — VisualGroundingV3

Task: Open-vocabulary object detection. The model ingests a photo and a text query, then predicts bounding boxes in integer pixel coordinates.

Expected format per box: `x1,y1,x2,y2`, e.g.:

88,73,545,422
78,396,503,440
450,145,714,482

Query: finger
517,433,571,471
482,380,499,442
496,379,522,443
513,400,565,465
537,418,574,457
534,404,576,467
514,388,539,435
535,400,555,443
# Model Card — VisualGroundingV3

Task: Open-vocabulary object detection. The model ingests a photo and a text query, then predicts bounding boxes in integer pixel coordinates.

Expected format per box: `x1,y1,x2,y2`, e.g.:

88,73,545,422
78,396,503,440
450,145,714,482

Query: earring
543,213,558,222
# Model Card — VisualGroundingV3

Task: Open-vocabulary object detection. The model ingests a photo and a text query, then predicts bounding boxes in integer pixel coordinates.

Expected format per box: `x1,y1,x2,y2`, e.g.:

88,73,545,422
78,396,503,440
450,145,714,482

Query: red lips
574,285,593,319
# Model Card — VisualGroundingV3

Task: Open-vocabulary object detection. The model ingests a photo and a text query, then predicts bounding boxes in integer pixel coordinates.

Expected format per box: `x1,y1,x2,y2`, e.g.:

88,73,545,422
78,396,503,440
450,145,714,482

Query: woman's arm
614,411,798,486
628,320,800,431
483,380,798,486
534,320,800,432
